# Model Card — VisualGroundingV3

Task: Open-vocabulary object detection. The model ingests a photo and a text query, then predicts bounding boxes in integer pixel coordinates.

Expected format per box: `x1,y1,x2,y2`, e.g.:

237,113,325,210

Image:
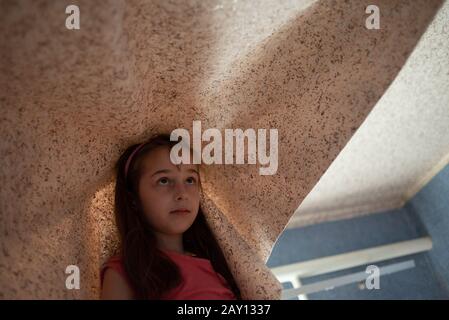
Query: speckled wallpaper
0,0,442,299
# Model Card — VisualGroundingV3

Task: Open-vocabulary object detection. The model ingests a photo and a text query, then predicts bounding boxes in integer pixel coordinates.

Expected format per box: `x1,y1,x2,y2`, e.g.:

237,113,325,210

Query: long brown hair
114,133,241,299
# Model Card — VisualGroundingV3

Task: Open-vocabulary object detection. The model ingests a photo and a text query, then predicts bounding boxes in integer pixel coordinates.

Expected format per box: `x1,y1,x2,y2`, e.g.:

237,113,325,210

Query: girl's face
137,146,200,236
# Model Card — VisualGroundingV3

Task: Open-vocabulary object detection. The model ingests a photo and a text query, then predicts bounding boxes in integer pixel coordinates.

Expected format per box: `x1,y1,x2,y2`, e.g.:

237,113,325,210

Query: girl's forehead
141,146,198,174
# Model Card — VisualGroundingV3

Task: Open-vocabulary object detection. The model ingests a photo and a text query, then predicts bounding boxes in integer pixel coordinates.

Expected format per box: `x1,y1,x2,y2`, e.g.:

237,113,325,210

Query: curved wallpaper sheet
0,0,442,298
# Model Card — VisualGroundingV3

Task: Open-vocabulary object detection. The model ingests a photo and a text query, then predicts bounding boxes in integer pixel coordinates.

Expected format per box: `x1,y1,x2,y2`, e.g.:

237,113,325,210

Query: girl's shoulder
101,254,123,268
100,254,126,288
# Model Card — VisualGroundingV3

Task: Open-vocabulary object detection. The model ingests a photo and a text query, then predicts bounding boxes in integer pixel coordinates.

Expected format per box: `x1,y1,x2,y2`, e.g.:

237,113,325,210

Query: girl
100,134,241,300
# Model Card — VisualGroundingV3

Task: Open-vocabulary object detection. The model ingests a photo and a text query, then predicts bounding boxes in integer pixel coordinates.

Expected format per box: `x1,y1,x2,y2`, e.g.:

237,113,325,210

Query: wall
268,164,449,299
406,162,449,292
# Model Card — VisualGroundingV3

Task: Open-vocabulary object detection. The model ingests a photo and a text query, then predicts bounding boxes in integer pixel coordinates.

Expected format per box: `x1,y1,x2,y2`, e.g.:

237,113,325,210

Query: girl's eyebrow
186,168,199,175
151,169,170,177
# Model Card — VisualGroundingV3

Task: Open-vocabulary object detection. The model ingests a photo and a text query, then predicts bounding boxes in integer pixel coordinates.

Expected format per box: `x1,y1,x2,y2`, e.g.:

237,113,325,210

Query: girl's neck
155,232,184,254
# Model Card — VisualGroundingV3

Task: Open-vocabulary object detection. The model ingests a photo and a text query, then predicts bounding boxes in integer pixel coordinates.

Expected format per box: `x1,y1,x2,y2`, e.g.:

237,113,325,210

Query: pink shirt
100,249,237,300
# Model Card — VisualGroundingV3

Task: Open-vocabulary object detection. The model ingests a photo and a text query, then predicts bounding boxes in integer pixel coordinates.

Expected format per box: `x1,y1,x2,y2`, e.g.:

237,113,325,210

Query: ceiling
289,1,449,228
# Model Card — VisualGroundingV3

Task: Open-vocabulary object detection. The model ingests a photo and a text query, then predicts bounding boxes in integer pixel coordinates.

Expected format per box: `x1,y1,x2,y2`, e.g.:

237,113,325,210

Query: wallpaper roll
0,0,443,299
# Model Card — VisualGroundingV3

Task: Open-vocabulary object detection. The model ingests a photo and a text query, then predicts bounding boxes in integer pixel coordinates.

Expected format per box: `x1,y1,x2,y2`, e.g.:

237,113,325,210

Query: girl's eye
158,177,169,185
186,177,197,184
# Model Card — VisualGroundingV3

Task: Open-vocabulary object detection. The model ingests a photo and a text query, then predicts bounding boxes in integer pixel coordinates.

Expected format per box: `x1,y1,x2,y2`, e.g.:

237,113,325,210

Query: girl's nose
174,183,188,201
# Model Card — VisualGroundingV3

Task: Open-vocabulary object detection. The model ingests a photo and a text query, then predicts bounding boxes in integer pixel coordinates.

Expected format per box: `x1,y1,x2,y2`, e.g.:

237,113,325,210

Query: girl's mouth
170,209,190,215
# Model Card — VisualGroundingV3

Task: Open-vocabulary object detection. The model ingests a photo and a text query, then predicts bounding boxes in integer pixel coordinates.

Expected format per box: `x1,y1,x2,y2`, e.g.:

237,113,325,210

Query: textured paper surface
0,0,442,298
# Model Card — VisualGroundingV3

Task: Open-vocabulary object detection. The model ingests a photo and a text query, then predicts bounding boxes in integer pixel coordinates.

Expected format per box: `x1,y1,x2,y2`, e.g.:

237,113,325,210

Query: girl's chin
166,222,195,234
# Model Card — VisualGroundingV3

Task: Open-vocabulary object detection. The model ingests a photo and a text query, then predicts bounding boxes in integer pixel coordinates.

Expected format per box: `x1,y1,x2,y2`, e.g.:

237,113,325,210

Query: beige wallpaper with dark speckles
0,0,442,299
